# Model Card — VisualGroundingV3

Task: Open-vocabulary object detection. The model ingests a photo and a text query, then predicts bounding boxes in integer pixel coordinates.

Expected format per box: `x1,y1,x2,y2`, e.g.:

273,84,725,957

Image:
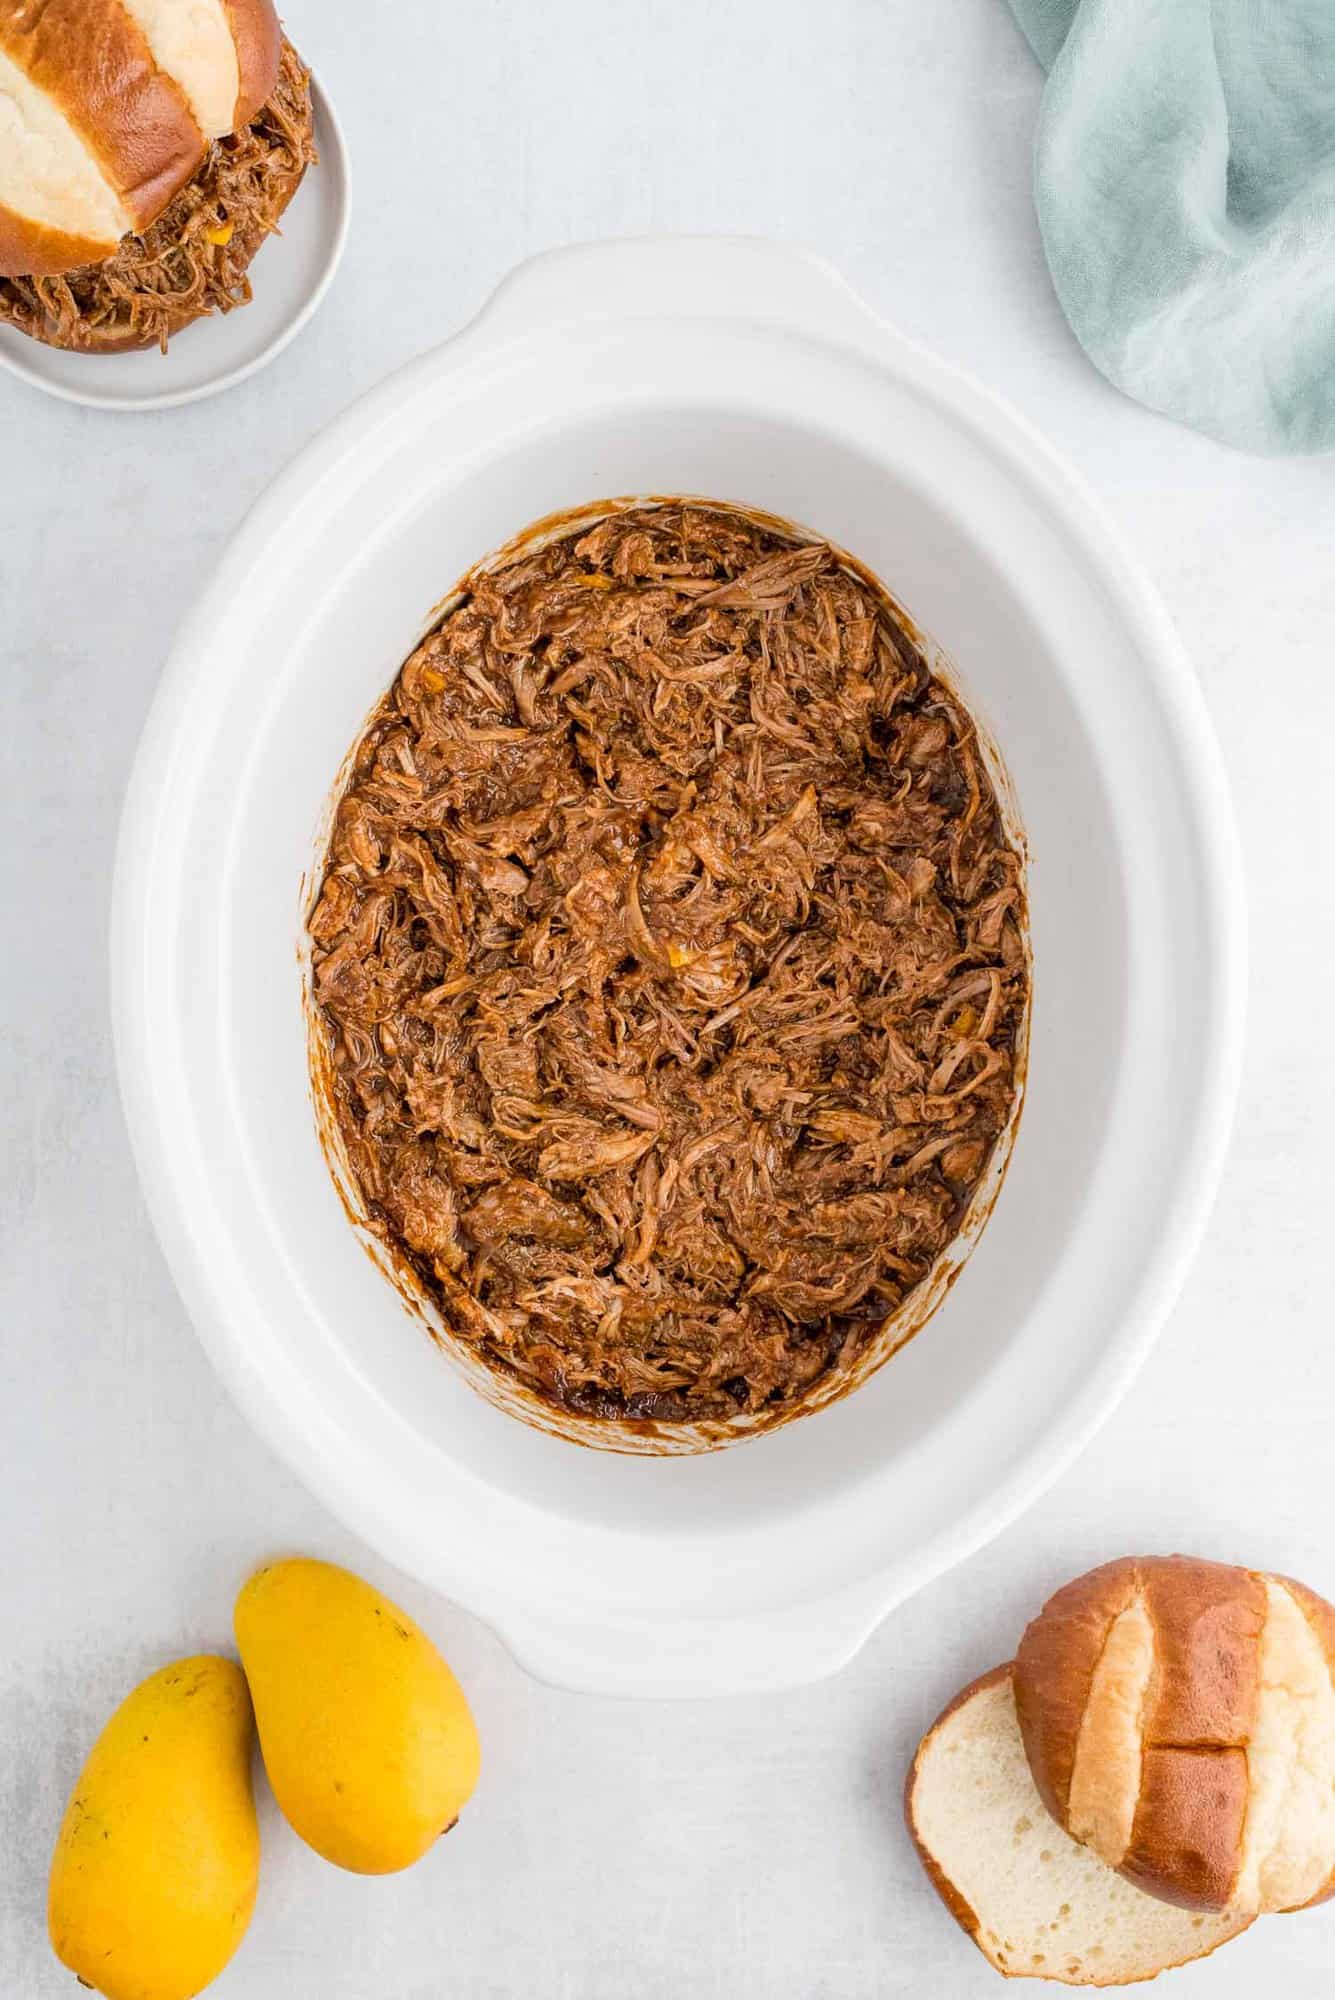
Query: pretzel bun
0,0,281,277
905,1667,1250,1984
1014,1555,1335,1916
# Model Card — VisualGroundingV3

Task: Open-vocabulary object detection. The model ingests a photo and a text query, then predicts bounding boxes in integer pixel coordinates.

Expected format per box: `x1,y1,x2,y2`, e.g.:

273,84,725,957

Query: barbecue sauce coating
309,504,1027,1425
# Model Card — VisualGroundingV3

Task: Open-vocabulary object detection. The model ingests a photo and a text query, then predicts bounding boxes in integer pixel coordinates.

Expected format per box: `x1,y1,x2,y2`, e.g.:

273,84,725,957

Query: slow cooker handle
466,235,898,356
491,1581,899,1698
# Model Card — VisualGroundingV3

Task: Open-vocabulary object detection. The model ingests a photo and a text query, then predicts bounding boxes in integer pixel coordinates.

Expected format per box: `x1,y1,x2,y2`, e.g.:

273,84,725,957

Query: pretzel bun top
1014,1555,1335,1916
0,0,281,276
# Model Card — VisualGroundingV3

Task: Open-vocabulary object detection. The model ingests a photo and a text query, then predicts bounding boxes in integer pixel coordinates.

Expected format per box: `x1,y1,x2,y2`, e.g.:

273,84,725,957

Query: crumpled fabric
1008,0,1335,452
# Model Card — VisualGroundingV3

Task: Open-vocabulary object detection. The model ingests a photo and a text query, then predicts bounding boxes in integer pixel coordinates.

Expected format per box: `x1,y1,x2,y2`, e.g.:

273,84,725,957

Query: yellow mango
235,1558,480,1874
48,1656,259,2000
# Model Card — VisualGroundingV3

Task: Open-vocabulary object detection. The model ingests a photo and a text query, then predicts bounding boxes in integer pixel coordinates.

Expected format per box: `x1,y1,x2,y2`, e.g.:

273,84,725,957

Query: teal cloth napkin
1008,0,1335,452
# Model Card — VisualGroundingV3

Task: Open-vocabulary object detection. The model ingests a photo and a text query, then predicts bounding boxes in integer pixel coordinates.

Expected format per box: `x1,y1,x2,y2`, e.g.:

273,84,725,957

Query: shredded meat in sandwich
308,503,1029,1427
0,40,315,355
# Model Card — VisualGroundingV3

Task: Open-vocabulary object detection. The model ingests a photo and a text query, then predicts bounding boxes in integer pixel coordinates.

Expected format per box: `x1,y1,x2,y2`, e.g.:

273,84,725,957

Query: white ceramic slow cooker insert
112,238,1245,1696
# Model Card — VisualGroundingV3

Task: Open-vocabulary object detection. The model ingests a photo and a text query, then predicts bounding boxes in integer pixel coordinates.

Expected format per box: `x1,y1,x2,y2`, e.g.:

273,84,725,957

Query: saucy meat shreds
308,503,1028,1426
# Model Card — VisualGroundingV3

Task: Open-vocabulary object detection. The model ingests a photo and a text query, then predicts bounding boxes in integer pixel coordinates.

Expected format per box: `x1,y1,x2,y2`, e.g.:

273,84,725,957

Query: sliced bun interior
906,1667,1251,1986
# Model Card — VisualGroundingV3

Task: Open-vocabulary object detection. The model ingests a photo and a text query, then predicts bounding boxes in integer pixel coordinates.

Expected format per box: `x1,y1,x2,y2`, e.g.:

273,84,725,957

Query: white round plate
0,76,348,413
113,239,1246,1696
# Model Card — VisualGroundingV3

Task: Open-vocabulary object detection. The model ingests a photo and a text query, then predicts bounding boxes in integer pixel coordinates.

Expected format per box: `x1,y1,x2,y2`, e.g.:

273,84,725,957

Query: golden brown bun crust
1016,1559,1264,1912
224,0,281,127
1117,1560,1263,1912
1136,1558,1264,1747
0,200,110,280
1014,1557,1139,1828
1015,1556,1333,1916
0,0,204,231
1122,1745,1249,1912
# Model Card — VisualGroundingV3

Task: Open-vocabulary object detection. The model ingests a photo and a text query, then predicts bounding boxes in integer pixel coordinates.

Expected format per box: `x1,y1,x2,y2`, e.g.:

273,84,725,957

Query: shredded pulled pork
0,40,315,355
309,504,1028,1427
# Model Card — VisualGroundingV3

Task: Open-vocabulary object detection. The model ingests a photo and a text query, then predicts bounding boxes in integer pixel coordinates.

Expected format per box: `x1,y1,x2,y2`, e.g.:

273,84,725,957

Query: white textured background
4,1,1335,1992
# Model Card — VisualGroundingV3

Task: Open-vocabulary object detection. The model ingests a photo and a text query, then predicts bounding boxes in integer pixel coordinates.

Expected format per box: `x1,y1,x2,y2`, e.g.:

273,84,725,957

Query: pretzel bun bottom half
905,1668,1251,1985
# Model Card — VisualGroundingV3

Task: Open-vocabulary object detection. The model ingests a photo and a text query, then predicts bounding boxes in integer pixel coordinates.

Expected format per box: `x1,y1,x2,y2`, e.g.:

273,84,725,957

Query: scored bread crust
1016,1557,1263,1911
905,1666,1252,1985
1015,1556,1335,1916
223,0,281,129
1013,1560,1142,1832
0,0,204,238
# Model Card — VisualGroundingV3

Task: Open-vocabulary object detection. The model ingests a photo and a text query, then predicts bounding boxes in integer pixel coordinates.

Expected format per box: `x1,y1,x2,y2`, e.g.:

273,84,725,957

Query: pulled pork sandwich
0,0,315,353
